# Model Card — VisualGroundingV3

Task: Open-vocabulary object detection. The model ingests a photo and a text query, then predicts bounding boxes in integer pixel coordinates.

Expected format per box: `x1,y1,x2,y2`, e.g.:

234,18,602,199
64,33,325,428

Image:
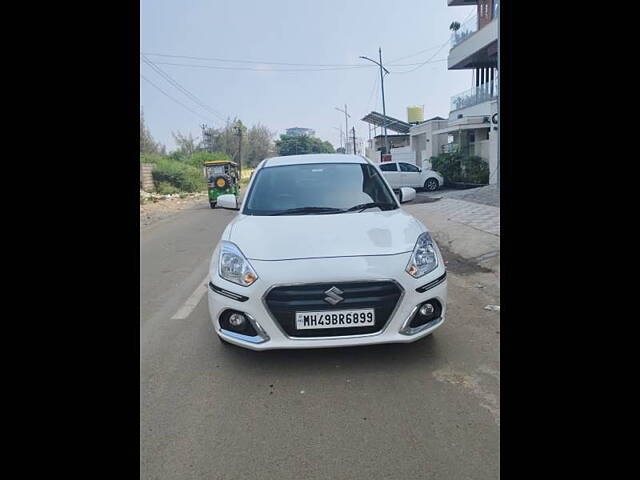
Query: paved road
140,201,500,480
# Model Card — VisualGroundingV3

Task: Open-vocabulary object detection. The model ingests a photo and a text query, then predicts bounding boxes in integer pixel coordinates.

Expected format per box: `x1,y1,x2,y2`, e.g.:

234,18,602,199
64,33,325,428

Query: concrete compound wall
140,163,155,191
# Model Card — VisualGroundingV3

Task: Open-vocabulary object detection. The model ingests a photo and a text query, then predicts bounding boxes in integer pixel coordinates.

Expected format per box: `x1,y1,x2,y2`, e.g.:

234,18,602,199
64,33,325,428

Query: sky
140,0,476,152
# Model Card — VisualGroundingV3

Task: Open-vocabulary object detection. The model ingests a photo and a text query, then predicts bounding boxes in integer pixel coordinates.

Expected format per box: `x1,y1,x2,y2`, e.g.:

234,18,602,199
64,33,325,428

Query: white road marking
171,274,210,320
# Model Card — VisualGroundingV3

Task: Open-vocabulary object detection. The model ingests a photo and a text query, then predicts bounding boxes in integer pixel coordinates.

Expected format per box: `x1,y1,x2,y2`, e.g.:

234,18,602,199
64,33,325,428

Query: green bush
431,153,489,184
140,153,165,164
152,158,206,193
156,181,179,195
187,151,231,169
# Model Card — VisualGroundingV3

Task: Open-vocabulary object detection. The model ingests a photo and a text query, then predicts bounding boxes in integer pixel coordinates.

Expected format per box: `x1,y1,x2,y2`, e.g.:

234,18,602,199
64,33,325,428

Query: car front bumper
208,253,447,350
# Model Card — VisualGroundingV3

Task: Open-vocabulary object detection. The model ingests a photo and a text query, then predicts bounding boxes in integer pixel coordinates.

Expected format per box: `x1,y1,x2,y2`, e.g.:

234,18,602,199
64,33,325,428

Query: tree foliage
140,109,164,155
275,134,335,156
198,119,276,168
246,123,276,167
430,153,489,185
171,131,199,158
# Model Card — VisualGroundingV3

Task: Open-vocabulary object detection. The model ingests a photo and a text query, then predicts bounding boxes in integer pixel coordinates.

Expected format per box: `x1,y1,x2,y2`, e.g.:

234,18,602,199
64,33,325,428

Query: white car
208,154,447,350
378,161,444,191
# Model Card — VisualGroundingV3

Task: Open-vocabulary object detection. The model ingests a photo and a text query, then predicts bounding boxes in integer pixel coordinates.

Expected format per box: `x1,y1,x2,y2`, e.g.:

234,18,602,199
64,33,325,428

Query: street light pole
335,105,351,154
360,48,390,154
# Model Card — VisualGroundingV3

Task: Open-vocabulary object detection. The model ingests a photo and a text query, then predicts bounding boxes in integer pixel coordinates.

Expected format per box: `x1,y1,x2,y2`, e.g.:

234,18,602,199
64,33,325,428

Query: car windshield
243,162,398,216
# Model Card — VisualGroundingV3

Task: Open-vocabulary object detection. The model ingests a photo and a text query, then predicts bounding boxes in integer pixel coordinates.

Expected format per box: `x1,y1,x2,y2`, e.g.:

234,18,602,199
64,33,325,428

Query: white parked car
208,154,447,350
378,161,444,191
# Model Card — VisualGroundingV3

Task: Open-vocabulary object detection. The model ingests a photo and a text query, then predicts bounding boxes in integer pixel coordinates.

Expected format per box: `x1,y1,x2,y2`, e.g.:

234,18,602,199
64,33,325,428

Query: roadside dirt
140,191,208,229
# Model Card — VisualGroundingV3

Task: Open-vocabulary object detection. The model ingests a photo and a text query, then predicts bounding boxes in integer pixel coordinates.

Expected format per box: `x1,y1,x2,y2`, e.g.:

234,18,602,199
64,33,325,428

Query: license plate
295,309,375,330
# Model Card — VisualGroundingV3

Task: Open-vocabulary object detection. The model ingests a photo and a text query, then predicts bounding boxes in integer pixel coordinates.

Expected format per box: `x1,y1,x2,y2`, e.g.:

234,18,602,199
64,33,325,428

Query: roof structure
360,111,411,134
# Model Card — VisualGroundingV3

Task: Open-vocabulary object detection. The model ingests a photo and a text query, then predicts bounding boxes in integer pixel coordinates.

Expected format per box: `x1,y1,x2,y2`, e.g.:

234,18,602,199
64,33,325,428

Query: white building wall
449,101,492,121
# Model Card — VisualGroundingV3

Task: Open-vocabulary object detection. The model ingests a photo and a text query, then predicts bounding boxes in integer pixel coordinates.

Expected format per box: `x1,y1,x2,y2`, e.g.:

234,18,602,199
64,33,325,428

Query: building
442,0,499,183
361,111,414,163
361,0,499,181
345,136,365,156
285,127,316,137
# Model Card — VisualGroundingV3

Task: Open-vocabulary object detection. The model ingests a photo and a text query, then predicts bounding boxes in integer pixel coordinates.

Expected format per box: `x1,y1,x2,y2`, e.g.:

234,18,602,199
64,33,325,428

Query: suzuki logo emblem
324,286,344,305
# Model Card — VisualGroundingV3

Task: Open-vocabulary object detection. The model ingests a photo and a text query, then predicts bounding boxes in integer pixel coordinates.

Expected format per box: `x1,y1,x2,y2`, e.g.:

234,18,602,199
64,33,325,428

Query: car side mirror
217,194,239,210
399,187,416,203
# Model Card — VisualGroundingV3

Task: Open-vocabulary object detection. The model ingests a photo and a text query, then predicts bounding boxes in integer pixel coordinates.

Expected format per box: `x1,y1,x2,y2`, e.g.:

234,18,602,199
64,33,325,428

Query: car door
378,162,400,188
399,162,422,187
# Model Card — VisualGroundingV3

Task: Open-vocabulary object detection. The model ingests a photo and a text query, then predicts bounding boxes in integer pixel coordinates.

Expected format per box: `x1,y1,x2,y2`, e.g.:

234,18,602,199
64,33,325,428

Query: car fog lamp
229,313,246,327
419,303,435,317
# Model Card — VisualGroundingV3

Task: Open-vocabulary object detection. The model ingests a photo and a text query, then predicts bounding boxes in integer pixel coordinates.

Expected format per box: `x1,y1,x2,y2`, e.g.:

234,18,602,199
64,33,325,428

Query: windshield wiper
346,202,397,213
269,206,347,216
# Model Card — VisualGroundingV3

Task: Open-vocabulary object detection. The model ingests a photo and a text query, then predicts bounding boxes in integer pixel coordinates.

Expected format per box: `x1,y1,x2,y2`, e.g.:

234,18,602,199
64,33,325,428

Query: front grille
264,281,403,338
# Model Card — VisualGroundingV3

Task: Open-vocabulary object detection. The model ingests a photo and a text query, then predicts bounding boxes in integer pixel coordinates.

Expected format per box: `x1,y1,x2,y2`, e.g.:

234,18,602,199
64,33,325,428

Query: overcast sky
140,0,476,151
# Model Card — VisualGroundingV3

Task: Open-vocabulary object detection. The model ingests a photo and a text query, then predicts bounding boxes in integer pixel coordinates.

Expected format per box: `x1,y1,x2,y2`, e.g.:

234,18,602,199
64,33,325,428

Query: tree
275,134,335,156
171,131,199,158
140,108,164,155
246,123,276,168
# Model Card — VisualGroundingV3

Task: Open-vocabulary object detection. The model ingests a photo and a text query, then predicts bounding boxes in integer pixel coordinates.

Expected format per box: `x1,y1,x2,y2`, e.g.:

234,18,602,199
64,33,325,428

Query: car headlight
406,232,439,278
218,241,258,286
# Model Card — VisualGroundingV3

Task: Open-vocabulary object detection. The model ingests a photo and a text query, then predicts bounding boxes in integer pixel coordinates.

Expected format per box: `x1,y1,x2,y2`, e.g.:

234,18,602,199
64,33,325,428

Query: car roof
262,153,368,168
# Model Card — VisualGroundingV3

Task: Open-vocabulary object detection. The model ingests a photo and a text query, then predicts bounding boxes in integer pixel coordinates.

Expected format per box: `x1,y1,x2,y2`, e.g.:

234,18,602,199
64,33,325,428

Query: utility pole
234,121,243,180
352,127,357,156
335,105,350,154
359,48,390,154
200,124,211,152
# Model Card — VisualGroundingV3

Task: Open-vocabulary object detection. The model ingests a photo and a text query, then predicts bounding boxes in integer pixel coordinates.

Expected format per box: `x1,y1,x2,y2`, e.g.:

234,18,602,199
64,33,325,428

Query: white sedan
378,161,444,191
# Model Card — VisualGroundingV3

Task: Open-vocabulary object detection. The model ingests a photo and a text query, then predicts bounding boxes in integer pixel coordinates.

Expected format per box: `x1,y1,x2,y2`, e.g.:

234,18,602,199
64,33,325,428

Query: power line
142,52,372,68
148,58,447,73
364,74,379,115
141,54,227,121
149,61,375,72
388,38,451,74
140,74,216,124
385,9,475,65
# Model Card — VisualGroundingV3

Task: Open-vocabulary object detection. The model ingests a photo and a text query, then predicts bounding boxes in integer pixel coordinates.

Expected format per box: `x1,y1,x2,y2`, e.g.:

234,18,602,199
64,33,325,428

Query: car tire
424,178,439,191
210,202,216,209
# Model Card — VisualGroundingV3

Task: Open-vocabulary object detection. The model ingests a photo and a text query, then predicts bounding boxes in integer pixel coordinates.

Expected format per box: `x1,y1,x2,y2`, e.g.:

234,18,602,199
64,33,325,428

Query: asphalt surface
140,201,500,480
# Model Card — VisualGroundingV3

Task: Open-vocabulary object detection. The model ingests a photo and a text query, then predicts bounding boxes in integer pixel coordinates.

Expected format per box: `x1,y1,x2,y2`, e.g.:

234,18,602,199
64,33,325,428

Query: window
399,163,420,173
379,162,398,172
243,163,397,216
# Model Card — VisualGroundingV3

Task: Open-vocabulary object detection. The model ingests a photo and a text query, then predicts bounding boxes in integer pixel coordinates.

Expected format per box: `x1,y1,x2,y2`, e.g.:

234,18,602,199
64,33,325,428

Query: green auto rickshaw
204,160,240,209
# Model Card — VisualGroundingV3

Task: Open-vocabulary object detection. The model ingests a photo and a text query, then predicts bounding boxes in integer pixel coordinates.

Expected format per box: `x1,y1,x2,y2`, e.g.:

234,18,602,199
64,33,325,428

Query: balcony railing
450,14,478,49
450,77,499,111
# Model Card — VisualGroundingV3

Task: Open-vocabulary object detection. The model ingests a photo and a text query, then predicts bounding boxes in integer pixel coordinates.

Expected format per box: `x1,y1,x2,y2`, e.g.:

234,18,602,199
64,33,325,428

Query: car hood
227,209,425,261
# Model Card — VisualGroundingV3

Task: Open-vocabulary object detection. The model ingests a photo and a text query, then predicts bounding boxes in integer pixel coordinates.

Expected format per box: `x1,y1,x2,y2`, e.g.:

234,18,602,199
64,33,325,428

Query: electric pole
352,127,357,156
359,48,390,154
335,105,350,154
234,121,244,180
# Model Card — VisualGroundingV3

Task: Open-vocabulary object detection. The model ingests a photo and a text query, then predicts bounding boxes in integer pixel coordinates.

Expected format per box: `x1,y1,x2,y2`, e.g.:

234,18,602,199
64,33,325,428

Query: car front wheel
424,178,440,191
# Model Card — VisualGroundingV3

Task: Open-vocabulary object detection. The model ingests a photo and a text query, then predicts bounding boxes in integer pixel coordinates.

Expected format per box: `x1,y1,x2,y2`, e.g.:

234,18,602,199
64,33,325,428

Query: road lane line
171,274,210,320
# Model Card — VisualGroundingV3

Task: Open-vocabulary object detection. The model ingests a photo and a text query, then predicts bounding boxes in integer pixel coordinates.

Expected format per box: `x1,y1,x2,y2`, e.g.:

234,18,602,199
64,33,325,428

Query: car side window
399,163,420,173
379,162,398,172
